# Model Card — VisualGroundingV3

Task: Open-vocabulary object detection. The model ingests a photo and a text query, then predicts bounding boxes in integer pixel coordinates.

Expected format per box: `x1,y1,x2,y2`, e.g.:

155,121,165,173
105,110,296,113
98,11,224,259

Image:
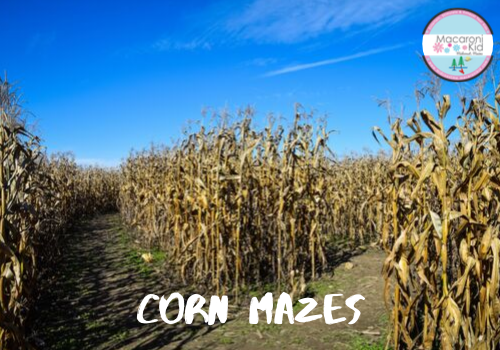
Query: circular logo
422,8,493,82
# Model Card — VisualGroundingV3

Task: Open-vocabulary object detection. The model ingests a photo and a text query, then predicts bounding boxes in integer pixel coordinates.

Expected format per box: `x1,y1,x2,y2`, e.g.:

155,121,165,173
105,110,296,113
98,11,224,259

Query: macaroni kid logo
422,9,493,82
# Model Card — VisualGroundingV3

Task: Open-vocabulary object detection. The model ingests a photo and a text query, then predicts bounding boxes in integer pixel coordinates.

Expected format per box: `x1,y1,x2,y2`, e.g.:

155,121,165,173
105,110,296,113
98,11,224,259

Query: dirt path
33,214,389,350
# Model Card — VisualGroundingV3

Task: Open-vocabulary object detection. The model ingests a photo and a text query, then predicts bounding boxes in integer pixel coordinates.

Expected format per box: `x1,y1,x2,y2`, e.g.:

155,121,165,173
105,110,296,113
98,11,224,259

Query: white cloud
264,43,410,76
225,0,429,44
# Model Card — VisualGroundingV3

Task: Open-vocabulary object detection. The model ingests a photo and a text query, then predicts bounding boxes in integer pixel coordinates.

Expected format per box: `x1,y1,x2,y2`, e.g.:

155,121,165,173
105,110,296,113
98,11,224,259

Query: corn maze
2,73,500,349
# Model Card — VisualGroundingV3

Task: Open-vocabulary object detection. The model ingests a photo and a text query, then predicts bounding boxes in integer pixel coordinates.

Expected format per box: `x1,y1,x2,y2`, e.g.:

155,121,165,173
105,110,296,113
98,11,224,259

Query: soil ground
32,213,389,350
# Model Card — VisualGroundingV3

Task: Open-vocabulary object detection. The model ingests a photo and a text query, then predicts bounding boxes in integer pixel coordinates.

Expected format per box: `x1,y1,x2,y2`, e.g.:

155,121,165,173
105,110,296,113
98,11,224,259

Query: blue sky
2,0,499,166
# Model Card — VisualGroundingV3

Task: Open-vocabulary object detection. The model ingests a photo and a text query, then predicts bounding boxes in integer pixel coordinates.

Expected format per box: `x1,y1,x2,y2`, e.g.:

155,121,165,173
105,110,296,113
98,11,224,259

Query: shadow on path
32,214,222,350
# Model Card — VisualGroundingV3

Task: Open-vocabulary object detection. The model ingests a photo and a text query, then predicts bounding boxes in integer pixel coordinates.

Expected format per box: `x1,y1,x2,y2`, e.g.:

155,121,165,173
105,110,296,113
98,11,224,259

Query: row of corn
0,79,119,349
119,111,388,298
377,85,500,348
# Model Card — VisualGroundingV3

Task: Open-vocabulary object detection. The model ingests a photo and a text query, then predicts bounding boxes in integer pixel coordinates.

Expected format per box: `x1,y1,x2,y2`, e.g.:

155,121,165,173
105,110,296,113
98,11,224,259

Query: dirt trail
33,214,388,350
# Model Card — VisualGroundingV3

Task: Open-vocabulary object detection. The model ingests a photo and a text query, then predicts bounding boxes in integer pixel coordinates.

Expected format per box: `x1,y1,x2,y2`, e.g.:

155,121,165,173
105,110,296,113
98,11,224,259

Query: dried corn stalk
377,86,500,349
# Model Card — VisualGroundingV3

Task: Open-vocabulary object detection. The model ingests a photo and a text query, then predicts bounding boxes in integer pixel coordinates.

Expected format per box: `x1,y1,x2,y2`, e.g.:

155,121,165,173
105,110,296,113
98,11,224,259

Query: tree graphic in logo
450,57,466,74
458,56,465,68
451,58,457,71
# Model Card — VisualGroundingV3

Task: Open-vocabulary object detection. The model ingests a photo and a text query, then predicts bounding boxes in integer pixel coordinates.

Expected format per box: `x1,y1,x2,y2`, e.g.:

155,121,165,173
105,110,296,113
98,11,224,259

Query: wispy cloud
225,0,430,44
145,0,430,53
152,38,212,51
263,43,410,77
